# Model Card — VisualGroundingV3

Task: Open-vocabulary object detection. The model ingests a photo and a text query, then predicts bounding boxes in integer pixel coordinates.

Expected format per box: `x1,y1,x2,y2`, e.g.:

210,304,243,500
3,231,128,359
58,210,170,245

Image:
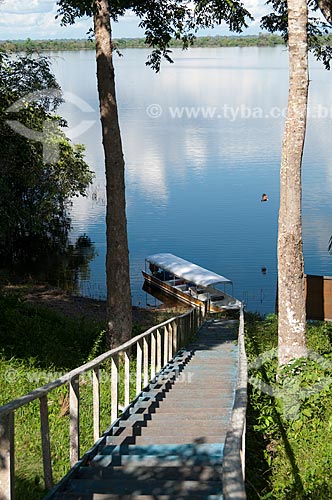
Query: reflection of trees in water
4,234,96,293
64,234,96,286
0,50,93,291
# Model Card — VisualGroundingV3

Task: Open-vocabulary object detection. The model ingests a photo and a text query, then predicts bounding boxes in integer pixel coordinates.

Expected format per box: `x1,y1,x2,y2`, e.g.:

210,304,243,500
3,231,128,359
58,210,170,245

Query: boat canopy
146,253,232,287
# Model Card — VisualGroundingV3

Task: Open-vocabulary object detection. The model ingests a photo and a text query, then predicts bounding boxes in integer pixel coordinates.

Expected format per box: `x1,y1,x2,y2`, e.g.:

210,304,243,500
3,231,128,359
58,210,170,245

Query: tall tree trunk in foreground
94,0,132,348
278,0,308,366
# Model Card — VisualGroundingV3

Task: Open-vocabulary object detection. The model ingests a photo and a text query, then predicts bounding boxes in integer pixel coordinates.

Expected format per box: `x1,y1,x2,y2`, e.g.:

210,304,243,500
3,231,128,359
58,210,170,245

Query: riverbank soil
1,283,189,327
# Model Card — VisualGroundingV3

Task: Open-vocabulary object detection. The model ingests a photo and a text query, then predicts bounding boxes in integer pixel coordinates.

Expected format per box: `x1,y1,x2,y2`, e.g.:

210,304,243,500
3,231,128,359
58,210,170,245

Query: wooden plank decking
47,318,239,500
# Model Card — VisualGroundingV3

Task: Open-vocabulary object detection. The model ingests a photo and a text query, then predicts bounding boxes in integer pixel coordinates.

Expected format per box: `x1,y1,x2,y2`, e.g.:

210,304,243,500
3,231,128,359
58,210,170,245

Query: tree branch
318,0,332,24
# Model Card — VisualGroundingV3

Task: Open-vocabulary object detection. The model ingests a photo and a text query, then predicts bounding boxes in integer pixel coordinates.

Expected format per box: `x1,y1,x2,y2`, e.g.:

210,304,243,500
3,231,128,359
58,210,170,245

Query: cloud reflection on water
52,47,332,312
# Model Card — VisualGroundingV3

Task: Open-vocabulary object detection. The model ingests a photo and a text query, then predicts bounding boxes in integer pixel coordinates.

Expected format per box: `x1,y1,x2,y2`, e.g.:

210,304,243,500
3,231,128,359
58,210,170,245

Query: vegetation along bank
0,34,286,52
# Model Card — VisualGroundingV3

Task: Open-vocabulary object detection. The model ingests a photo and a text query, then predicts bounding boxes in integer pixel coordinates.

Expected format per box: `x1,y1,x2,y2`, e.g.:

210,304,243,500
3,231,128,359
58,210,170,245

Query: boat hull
143,271,203,308
142,271,240,313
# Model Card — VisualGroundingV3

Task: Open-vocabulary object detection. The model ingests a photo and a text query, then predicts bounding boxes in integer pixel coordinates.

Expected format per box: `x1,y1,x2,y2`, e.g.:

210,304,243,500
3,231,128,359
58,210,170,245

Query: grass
0,290,175,499
245,313,332,499
0,291,106,498
6,289,332,499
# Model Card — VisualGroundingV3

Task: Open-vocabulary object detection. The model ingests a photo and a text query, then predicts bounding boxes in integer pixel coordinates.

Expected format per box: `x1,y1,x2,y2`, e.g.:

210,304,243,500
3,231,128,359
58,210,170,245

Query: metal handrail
222,304,248,499
0,307,203,500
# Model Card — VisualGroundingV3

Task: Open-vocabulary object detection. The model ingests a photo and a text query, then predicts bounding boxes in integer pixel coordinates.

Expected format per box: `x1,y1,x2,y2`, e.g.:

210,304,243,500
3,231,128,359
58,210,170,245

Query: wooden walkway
47,318,239,499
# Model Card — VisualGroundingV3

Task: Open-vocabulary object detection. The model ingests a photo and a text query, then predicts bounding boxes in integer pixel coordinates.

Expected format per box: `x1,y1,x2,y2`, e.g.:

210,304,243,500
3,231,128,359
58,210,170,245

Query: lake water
50,46,332,315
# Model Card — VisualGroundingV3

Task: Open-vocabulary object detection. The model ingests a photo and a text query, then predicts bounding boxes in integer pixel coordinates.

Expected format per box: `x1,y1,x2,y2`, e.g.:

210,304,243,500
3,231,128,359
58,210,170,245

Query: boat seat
212,295,225,301
176,284,188,291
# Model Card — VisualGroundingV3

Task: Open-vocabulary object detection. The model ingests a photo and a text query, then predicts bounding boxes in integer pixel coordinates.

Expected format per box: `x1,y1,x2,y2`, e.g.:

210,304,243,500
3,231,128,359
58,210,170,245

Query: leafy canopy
0,51,93,263
262,0,332,69
56,0,252,70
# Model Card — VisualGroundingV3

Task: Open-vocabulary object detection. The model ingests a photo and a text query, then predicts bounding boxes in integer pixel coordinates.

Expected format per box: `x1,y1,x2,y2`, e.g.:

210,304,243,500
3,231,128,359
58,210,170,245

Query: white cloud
245,0,270,22
0,0,92,39
0,0,269,40
0,0,53,15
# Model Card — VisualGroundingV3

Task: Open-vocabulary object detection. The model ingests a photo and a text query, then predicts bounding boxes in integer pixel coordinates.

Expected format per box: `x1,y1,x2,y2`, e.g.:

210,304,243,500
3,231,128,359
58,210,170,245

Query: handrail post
124,350,130,408
111,355,119,423
185,314,189,343
178,317,183,348
172,320,178,353
151,331,156,380
0,411,14,500
143,337,149,387
156,329,161,373
69,376,80,467
168,323,173,361
93,366,100,442
136,340,142,396
39,396,53,490
163,326,168,366
242,420,246,479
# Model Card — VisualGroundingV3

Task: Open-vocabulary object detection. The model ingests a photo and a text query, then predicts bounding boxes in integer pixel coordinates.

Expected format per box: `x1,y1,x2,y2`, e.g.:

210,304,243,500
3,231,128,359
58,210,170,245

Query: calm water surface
50,47,332,315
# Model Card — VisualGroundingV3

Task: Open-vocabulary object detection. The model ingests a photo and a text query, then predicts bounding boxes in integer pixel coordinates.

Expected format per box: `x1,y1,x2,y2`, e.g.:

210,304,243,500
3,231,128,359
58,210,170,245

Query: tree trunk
278,0,308,366
94,0,132,348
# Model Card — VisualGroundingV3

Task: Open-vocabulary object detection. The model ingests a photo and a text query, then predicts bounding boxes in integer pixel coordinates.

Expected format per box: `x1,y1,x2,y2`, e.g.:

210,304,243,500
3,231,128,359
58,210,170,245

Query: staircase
47,318,238,500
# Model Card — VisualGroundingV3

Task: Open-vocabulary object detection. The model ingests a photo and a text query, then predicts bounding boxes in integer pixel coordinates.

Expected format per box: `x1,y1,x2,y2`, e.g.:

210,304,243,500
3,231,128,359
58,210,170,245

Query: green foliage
306,321,332,354
0,38,96,52
246,314,332,499
0,51,93,264
0,290,106,499
261,0,332,69
0,34,286,53
0,292,104,369
0,357,114,499
56,0,252,71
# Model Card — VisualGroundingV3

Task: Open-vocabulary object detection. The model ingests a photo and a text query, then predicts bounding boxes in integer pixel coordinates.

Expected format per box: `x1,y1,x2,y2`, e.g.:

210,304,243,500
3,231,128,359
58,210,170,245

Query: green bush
246,314,332,499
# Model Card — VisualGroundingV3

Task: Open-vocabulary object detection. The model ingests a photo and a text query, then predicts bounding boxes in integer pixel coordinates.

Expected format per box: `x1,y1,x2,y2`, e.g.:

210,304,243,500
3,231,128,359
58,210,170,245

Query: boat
142,253,241,313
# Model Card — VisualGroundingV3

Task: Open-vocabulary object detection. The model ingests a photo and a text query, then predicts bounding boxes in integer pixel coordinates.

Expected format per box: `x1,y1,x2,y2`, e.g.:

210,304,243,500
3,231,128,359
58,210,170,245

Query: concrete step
163,382,235,389
53,493,223,500
132,421,228,433
187,367,236,371
134,435,225,445
103,432,228,447
132,430,227,441
113,421,226,443
109,426,144,441
92,453,223,468
129,399,160,414
140,414,230,422
178,375,235,381
93,443,223,460
158,394,234,401
158,398,233,405
77,464,222,481
117,443,221,468
66,478,223,496
112,414,152,433
143,400,232,409
144,408,232,416
169,382,234,388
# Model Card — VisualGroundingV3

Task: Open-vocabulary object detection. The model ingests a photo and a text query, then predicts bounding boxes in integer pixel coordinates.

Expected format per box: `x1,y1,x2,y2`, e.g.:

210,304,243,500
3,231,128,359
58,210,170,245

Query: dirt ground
3,283,188,327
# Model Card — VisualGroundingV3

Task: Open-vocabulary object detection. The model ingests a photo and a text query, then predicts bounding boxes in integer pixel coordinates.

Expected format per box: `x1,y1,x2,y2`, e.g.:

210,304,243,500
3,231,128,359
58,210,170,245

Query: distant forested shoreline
0,34,286,52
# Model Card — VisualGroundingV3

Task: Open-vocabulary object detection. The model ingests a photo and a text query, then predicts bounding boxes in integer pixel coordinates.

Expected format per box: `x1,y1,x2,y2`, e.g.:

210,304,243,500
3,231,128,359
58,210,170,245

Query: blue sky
0,0,267,40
